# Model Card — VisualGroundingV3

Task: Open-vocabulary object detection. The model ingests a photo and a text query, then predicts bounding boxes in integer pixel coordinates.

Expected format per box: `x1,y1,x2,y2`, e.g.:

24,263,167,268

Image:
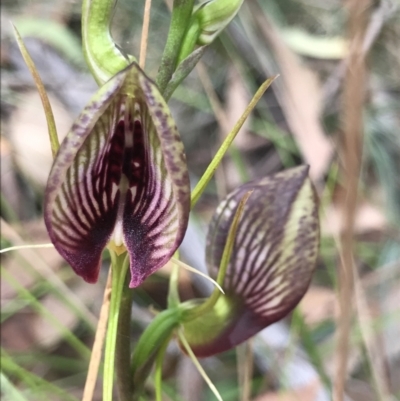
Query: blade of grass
178,328,222,401
0,372,29,401
12,24,59,157
191,77,276,207
154,337,171,401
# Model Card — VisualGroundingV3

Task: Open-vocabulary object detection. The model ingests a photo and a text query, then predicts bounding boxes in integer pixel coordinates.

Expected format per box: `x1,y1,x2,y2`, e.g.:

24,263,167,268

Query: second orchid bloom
131,166,319,391
182,166,320,356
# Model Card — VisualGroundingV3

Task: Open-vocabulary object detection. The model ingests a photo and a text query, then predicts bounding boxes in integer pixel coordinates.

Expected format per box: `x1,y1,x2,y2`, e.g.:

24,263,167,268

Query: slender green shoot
156,0,195,94
154,337,171,401
12,24,59,157
182,191,252,321
178,328,222,401
191,77,276,208
103,252,130,401
171,257,224,294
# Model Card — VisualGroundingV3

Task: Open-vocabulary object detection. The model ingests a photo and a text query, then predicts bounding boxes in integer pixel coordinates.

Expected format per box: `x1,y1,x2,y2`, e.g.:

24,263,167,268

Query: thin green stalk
182,191,252,321
178,328,222,401
115,272,134,401
131,308,182,398
154,336,171,401
156,0,195,94
190,76,276,208
103,252,130,401
12,24,59,157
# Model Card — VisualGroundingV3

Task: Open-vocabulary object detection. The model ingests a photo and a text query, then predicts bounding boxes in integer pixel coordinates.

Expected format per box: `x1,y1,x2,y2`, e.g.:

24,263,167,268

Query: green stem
182,191,252,321
154,336,171,401
131,308,182,399
190,76,276,208
115,273,134,401
12,25,59,157
103,252,130,401
178,328,223,401
156,0,195,94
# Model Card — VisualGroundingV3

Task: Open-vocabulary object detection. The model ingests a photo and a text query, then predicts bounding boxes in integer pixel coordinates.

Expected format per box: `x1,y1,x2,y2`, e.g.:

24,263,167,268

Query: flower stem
131,308,181,398
156,0,195,94
154,336,171,401
182,191,252,322
103,252,129,401
115,273,134,401
190,77,276,208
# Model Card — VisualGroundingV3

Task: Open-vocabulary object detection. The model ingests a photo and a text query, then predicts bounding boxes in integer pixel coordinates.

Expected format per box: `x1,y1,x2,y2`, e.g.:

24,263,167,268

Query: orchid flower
44,62,190,288
181,165,320,356
131,166,320,393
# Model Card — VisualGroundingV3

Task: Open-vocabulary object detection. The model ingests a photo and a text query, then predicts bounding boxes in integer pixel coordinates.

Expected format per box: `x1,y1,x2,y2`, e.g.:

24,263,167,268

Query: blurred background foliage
1,0,399,400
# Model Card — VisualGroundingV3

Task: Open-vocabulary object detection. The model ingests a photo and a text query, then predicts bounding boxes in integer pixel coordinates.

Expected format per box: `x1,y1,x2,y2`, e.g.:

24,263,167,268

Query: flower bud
178,0,244,62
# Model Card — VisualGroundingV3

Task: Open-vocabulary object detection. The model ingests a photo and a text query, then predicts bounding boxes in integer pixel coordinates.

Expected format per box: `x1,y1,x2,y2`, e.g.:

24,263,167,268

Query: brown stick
82,270,112,401
334,1,371,400
139,0,152,69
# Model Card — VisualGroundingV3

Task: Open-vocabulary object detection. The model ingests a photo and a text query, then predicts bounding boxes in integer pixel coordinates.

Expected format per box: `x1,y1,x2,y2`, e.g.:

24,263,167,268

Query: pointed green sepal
82,0,136,84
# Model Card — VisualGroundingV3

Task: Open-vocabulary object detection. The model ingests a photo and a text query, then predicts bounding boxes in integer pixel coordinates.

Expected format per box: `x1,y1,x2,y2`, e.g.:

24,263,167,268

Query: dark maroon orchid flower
44,63,190,288
182,166,319,356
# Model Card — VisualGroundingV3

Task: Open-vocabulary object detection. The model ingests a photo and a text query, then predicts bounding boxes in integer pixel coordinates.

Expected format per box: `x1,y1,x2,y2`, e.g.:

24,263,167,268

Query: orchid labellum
44,63,190,288
182,166,319,356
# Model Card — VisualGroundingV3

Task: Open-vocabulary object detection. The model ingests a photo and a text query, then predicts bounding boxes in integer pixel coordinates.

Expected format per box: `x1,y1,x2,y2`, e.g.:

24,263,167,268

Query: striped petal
183,166,319,356
44,63,190,287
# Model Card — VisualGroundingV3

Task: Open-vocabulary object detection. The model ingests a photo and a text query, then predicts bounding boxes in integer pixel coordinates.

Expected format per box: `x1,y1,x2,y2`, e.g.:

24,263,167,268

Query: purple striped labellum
182,166,319,356
44,62,190,288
